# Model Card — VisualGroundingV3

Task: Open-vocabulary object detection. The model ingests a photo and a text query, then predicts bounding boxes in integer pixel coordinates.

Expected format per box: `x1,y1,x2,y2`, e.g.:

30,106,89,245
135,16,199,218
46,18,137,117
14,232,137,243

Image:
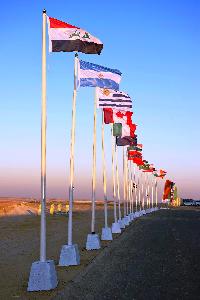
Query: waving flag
96,88,132,110
103,109,136,137
116,135,137,146
47,17,103,54
78,60,122,90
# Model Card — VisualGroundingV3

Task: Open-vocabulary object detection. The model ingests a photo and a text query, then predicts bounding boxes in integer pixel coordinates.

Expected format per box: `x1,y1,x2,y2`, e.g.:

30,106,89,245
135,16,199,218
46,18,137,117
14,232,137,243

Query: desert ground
1,199,199,300
0,198,124,300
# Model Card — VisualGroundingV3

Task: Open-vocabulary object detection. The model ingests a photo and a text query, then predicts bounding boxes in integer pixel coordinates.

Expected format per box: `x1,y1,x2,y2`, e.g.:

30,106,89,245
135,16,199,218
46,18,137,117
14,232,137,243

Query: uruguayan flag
96,88,132,110
78,60,122,90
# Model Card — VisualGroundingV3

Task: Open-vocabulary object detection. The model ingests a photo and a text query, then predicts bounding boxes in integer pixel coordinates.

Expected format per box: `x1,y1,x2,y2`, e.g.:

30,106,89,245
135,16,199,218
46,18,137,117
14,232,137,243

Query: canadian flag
103,108,136,137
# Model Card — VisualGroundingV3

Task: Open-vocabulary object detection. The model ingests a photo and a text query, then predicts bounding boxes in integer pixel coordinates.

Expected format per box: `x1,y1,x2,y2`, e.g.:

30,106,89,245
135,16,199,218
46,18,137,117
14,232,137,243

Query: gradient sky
0,0,199,200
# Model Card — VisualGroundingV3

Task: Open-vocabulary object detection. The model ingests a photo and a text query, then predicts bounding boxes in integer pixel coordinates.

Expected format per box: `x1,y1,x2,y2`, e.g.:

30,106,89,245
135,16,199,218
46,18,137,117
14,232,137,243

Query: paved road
55,208,200,300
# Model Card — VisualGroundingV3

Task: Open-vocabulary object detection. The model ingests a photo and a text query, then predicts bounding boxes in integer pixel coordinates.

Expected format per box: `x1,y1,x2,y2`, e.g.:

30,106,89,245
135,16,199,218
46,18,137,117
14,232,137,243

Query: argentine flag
78,60,122,90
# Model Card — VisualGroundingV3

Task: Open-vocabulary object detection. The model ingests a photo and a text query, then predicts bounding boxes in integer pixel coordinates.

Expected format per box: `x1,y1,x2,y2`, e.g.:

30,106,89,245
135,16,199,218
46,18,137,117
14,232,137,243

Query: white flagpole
128,161,131,215
40,9,47,263
28,10,57,291
155,177,158,207
123,147,127,217
151,175,154,208
91,88,97,233
142,172,144,210
86,89,100,249
59,54,80,266
126,154,129,215
134,164,137,212
138,173,141,211
111,127,117,223
115,145,121,220
101,111,108,228
68,54,78,246
130,161,133,214
147,173,149,209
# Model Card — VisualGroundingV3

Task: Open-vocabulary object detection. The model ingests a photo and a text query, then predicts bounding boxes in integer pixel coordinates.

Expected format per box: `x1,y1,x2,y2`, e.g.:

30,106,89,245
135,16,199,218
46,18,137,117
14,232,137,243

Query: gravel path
54,208,200,300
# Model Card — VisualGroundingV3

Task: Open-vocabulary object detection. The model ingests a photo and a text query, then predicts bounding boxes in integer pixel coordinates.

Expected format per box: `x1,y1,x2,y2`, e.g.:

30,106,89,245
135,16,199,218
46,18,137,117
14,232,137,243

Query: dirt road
55,207,200,300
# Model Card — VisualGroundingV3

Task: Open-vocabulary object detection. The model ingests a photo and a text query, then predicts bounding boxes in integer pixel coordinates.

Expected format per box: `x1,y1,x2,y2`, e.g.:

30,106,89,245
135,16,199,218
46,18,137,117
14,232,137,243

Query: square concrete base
118,219,125,229
27,260,58,291
86,233,101,250
134,211,140,218
129,213,133,221
125,215,131,225
123,216,130,226
101,227,113,241
112,222,121,234
59,244,80,266
142,209,146,215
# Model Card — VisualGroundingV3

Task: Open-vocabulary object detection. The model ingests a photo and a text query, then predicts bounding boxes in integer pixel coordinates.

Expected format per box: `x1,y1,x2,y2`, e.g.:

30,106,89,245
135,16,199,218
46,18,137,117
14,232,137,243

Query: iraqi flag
47,17,103,54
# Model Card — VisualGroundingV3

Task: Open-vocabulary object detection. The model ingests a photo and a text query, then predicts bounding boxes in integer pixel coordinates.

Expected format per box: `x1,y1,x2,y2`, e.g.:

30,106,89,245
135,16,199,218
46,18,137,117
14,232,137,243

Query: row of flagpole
27,10,163,292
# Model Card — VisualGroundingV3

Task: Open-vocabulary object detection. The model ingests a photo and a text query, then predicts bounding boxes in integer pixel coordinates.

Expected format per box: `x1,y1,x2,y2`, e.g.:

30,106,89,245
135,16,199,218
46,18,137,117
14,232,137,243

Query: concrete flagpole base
123,216,130,226
111,222,121,233
27,260,58,292
59,244,80,266
101,227,113,241
118,218,125,229
134,211,140,218
142,209,146,215
86,233,101,250
129,213,134,221
145,208,150,214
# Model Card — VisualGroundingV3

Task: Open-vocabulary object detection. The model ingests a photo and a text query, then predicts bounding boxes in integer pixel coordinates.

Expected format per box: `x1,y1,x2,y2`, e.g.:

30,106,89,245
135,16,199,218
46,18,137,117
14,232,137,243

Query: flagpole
40,9,47,263
151,175,154,208
134,164,137,212
91,88,97,233
133,164,137,212
146,173,149,209
155,177,158,207
123,147,127,217
126,154,129,215
115,145,121,221
111,126,117,223
86,89,100,249
101,111,108,228
67,54,78,246
28,10,58,291
138,173,141,211
142,172,144,210
130,161,133,214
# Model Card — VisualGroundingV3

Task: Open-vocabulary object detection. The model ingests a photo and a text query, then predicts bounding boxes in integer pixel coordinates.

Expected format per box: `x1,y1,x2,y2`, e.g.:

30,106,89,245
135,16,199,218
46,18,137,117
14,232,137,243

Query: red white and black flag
47,17,103,54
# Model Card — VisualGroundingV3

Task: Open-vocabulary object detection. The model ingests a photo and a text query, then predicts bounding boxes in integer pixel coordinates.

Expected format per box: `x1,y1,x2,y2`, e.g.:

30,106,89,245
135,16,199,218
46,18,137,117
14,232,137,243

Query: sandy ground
0,198,122,300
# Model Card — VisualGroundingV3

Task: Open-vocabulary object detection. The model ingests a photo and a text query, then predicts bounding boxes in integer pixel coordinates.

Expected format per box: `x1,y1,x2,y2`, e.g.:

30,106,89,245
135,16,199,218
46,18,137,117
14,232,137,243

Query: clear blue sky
0,0,199,200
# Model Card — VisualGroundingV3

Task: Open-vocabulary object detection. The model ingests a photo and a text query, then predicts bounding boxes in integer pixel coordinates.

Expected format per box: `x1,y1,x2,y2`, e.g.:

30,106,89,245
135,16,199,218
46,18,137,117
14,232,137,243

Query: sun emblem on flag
102,89,110,96
98,73,104,78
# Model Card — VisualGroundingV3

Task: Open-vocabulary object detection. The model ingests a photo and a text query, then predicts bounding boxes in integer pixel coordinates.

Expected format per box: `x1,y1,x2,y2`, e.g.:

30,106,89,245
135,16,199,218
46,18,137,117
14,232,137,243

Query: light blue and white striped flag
96,88,132,110
78,60,122,90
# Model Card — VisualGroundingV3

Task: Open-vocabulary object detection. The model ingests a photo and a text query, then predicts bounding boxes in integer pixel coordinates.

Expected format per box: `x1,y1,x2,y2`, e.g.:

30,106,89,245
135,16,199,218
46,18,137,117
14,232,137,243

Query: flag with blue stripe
78,60,122,90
